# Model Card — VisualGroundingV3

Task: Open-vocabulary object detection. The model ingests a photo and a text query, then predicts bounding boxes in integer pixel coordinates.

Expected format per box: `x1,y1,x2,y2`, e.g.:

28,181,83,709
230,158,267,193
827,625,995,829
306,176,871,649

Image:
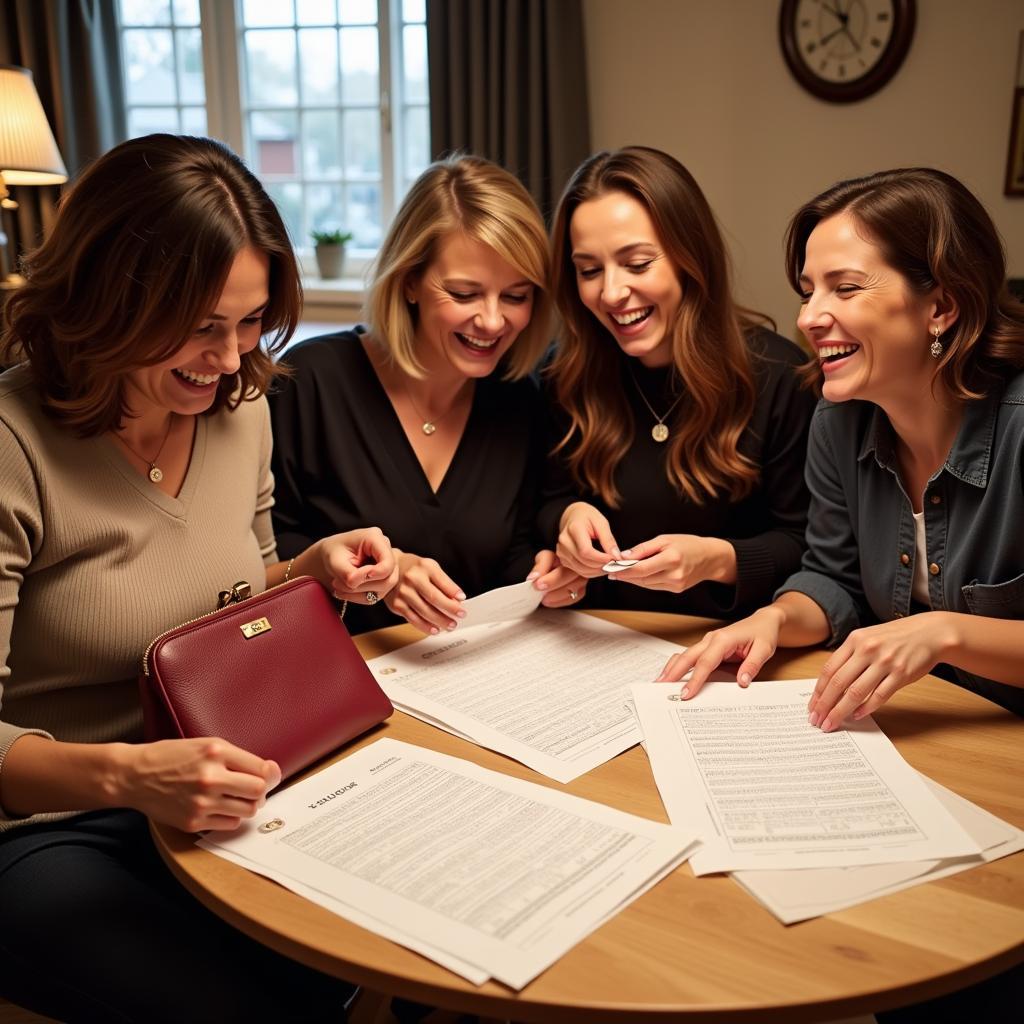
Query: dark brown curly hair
1,133,301,436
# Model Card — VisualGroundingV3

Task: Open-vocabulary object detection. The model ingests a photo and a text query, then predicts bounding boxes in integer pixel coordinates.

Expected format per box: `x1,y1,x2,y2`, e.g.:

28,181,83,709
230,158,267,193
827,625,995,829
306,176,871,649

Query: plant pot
314,243,346,279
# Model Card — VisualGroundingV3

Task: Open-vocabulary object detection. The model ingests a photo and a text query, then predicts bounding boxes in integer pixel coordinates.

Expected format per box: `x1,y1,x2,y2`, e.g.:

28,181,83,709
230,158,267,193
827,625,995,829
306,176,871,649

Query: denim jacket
779,372,1024,713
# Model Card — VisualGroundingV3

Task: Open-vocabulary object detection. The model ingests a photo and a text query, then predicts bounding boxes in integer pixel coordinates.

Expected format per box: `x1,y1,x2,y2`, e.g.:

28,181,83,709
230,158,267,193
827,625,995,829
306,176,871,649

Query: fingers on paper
527,549,557,581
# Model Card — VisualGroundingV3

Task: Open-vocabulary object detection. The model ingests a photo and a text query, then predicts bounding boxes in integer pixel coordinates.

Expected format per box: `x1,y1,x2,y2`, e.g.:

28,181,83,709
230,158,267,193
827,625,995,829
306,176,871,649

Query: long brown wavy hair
1,134,300,437
548,146,764,507
786,167,1024,398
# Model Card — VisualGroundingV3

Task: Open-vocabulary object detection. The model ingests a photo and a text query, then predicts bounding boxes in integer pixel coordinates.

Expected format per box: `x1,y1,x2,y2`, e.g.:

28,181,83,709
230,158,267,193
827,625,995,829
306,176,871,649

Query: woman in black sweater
539,146,815,618
271,155,581,634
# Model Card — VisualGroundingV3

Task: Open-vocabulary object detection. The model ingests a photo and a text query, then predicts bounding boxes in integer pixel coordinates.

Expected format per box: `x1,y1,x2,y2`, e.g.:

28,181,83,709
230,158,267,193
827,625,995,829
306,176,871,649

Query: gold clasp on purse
240,617,272,639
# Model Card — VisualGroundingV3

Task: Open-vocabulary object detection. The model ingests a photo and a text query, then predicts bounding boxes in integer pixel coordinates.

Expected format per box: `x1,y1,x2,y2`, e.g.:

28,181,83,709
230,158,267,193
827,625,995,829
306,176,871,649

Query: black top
269,329,545,634
537,330,816,618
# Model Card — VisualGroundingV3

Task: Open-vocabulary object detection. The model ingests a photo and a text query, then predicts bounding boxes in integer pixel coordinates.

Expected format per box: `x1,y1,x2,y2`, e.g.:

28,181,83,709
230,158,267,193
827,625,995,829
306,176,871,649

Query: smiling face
797,212,944,406
569,190,683,368
405,232,535,381
125,245,270,420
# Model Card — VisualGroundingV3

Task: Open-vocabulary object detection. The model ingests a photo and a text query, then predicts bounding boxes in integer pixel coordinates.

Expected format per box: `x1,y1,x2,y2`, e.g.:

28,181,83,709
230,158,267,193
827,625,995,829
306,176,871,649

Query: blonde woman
271,155,582,635
539,146,815,617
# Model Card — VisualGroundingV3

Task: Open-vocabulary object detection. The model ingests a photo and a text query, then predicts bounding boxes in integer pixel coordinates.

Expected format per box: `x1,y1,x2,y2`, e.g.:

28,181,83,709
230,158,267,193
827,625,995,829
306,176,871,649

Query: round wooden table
152,611,1024,1022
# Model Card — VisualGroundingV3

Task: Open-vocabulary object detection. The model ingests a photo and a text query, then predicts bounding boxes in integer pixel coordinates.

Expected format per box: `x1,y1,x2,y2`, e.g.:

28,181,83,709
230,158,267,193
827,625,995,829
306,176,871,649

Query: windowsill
302,275,367,306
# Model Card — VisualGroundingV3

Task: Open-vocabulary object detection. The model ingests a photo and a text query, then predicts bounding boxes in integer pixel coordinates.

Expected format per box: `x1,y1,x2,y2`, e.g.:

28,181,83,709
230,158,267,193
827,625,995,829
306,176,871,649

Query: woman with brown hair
662,168,1024,729
539,146,815,616
270,154,583,637
0,134,393,1021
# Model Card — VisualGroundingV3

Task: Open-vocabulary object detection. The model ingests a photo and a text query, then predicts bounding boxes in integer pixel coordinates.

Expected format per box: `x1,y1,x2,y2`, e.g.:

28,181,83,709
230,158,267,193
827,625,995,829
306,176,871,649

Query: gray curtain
426,0,590,221
0,0,126,258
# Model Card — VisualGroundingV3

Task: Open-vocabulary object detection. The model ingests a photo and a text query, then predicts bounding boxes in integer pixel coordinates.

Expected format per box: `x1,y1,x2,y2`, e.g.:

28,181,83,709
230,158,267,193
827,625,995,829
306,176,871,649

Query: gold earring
929,325,943,359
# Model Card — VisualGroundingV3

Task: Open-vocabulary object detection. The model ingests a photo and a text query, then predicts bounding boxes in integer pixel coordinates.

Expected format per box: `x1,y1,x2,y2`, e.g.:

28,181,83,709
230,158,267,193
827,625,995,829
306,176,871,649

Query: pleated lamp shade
0,64,67,186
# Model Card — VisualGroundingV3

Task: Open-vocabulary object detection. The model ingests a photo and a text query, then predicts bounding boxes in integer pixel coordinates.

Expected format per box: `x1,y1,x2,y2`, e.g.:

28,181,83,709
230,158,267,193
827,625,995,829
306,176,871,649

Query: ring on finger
569,589,579,601
364,590,380,604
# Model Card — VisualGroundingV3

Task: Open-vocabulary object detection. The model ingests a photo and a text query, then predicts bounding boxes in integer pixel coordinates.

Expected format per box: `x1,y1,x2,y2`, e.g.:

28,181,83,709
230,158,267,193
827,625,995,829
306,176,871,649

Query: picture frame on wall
1006,32,1024,197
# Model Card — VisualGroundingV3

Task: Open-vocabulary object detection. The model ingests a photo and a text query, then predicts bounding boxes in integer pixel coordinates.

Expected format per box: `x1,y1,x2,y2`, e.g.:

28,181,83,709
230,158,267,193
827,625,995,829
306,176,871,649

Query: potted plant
310,228,353,279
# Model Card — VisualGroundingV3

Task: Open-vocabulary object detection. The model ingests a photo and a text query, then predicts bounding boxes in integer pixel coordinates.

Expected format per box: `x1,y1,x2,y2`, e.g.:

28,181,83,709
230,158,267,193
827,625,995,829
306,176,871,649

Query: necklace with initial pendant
115,414,175,482
627,365,683,443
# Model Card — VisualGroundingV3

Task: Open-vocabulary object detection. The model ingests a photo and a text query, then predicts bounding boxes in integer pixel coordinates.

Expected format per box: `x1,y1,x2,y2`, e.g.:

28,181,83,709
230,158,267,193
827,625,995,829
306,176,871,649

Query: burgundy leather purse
139,575,393,780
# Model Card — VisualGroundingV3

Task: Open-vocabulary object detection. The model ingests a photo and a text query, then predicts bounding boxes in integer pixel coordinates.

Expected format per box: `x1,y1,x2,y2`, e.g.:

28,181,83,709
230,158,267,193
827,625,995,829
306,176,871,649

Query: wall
583,0,1024,339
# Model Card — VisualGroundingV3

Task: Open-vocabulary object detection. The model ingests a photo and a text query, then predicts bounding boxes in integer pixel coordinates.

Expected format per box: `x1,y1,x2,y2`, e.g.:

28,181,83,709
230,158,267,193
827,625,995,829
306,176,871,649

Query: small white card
458,579,543,629
602,559,639,573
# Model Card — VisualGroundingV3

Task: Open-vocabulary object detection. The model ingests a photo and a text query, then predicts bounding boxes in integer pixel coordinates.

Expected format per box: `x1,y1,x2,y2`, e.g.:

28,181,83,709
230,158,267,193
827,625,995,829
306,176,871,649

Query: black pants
0,809,356,1023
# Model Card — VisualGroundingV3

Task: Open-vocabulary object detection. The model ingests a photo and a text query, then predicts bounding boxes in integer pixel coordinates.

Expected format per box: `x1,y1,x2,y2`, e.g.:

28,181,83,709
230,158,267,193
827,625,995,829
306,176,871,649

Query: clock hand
842,25,862,52
820,25,846,45
821,2,848,24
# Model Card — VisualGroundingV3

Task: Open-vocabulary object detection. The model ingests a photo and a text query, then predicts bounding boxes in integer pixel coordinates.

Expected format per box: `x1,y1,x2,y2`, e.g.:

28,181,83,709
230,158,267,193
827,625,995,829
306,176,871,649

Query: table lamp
0,64,68,288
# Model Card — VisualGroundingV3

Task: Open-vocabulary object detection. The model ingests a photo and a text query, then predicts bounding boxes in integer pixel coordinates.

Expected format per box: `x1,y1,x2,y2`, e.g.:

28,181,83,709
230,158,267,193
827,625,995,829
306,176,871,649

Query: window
117,0,430,271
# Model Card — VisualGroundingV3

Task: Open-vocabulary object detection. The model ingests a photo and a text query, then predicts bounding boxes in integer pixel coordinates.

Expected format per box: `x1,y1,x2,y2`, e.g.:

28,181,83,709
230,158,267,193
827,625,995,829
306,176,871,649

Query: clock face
780,0,916,102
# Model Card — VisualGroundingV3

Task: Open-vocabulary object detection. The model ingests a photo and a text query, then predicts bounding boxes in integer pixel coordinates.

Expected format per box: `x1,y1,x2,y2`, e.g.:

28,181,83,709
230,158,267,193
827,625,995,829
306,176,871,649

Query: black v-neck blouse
268,329,545,633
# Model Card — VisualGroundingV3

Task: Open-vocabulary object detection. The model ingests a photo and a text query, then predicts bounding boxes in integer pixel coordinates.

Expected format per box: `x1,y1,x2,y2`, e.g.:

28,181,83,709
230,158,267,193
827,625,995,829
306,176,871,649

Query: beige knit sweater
0,364,277,831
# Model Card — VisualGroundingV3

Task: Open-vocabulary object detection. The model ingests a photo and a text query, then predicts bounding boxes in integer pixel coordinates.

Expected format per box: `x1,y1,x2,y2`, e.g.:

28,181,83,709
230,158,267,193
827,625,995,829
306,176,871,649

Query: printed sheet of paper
631,680,982,874
458,579,543,629
367,610,679,782
201,739,697,990
202,844,491,983
731,777,1024,923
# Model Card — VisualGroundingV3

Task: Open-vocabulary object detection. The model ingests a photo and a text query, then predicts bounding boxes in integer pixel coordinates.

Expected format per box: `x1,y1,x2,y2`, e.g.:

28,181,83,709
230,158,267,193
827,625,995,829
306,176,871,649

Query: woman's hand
610,535,736,592
316,527,398,605
809,613,958,731
527,550,587,607
385,551,466,634
657,606,787,695
556,502,621,578
115,738,280,833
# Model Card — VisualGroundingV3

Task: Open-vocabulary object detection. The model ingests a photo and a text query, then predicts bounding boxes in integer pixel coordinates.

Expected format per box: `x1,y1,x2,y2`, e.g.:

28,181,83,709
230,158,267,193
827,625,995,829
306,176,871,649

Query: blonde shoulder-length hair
366,154,551,379
548,146,766,507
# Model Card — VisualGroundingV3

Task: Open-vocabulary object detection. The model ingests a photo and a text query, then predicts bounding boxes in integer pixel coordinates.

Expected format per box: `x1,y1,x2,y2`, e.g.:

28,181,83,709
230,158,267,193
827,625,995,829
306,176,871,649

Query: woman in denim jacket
660,168,1024,728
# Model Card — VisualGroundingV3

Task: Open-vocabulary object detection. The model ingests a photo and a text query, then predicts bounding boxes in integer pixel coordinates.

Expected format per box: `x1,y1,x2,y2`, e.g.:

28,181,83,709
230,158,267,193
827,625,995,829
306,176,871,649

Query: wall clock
780,0,916,103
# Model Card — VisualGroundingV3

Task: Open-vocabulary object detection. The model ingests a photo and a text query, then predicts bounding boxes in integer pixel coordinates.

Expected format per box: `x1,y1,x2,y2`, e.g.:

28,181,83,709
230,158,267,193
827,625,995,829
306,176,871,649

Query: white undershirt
911,511,931,607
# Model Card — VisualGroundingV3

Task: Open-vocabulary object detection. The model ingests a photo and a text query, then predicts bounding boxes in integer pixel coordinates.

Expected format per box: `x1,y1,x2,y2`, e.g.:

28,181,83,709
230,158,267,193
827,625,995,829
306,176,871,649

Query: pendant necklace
402,379,468,436
627,365,683,443
115,413,175,482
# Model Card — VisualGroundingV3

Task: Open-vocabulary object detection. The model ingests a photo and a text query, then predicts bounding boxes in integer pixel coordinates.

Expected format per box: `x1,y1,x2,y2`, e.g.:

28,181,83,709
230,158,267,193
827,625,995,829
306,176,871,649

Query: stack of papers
366,583,679,782
202,738,698,988
630,679,1024,923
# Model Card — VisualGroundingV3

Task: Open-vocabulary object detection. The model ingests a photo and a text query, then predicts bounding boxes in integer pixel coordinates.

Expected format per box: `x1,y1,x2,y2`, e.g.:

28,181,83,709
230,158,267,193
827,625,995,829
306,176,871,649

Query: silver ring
569,590,579,601
364,591,380,604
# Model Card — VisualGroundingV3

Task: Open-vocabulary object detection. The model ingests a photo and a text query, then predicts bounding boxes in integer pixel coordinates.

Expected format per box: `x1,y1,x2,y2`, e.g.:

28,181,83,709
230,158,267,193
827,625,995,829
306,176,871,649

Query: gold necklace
401,378,468,436
115,414,175,482
627,365,683,443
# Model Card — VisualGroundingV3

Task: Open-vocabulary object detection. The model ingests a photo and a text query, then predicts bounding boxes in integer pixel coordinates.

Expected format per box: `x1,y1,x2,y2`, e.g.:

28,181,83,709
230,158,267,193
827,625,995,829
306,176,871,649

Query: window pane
340,0,376,25
346,183,381,247
298,29,339,104
181,106,207,135
307,183,345,236
266,182,304,245
297,0,337,23
402,0,425,23
119,0,171,26
176,28,205,103
402,24,427,103
340,27,378,103
403,105,429,179
245,30,298,106
123,29,176,104
128,106,180,136
343,108,379,176
303,110,342,176
251,110,300,175
171,0,200,24
243,0,295,27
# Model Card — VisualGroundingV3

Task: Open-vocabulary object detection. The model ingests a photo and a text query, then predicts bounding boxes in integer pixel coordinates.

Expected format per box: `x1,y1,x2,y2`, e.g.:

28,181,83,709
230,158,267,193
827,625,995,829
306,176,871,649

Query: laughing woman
661,168,1024,728
270,155,582,636
538,146,816,617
